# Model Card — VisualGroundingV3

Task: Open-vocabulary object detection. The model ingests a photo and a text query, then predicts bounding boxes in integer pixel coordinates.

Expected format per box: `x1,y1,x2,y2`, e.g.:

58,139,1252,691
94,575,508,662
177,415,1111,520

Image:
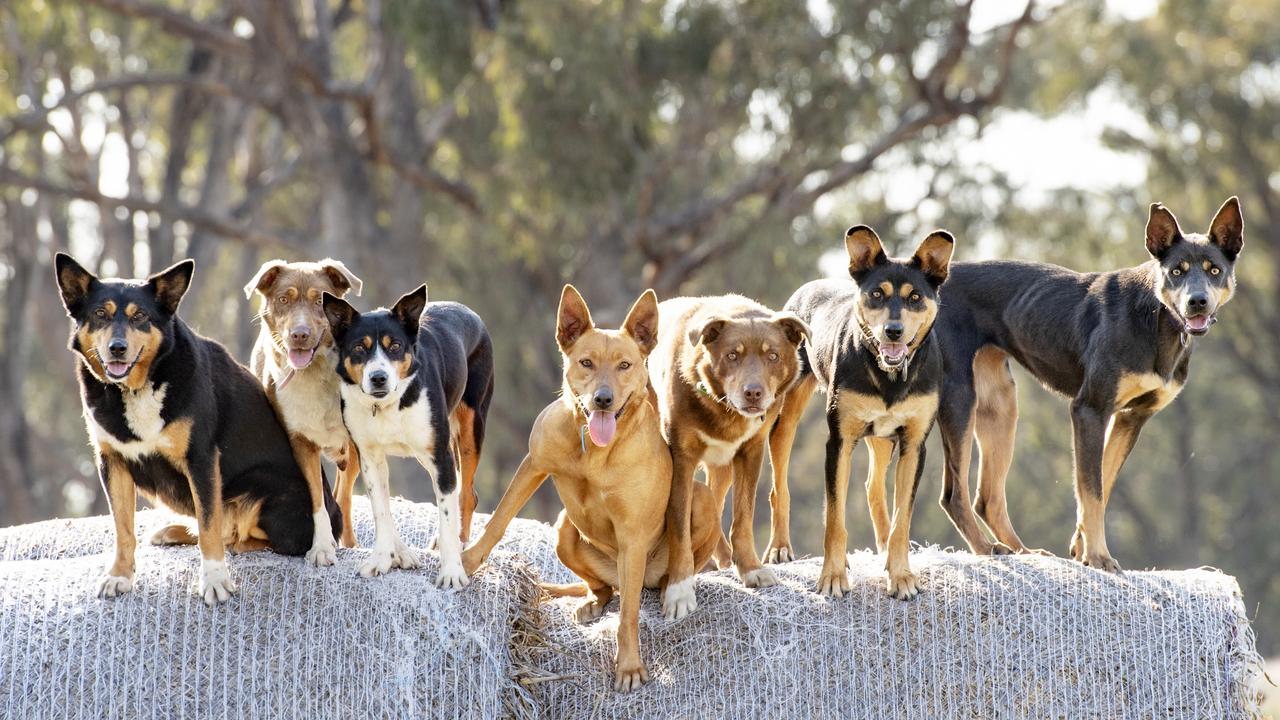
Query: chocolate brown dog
463,286,719,691
650,295,809,619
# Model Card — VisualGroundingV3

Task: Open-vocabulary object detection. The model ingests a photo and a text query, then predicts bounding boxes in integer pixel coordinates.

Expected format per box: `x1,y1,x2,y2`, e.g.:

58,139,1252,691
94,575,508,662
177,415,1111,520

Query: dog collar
276,367,297,391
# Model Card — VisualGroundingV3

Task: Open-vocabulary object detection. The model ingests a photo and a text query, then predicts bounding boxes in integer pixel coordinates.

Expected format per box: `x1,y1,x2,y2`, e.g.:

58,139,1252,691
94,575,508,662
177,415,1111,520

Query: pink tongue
106,361,130,376
587,410,616,447
1186,315,1210,331
287,349,315,369
881,343,908,361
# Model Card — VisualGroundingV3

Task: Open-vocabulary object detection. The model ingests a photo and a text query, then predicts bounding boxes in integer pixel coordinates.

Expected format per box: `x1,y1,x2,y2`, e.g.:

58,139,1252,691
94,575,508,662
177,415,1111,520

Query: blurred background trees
1,0,1276,653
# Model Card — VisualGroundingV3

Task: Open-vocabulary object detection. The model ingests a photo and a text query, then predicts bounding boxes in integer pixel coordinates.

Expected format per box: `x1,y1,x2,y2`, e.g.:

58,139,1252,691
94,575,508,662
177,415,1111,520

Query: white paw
199,560,237,606
98,574,134,598
662,577,697,620
435,562,469,590
740,567,778,588
360,552,394,578
392,541,422,570
305,538,338,567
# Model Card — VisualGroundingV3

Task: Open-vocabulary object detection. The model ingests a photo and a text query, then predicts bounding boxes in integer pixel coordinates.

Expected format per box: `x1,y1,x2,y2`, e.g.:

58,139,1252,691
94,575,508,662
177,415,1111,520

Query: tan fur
100,451,137,580
970,346,1034,553
463,287,718,692
450,404,481,542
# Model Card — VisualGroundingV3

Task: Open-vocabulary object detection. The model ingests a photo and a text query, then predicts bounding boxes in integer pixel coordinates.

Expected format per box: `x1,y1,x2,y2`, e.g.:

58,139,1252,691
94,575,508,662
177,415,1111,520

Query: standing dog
767,226,954,599
55,254,334,605
933,198,1243,571
323,286,494,586
650,294,809,619
462,286,719,691
246,258,363,564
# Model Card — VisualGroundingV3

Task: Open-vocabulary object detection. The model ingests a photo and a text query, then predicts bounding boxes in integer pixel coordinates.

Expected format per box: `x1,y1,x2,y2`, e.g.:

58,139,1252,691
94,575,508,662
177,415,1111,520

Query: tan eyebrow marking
878,282,893,295
104,300,117,315
362,336,373,350
124,303,137,316
899,283,915,298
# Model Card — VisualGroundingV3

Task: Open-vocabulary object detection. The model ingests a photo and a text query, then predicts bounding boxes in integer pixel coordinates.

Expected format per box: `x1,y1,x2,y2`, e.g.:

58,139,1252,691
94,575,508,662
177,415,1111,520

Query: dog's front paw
392,541,422,571
817,567,851,598
305,538,338,568
199,561,237,606
1068,529,1084,560
340,529,358,549
989,542,1015,556
435,563,469,589
662,577,697,620
763,543,795,564
614,657,649,693
359,551,395,577
98,574,134,598
886,569,920,600
1082,551,1122,574
740,566,778,588
575,597,609,624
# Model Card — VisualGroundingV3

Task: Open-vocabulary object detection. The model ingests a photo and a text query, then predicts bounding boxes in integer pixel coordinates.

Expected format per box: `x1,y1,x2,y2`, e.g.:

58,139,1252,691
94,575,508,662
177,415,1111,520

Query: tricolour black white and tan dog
462,286,720,691
245,258,364,564
931,198,1243,572
55,253,336,605
650,294,810,619
323,285,494,587
767,226,954,599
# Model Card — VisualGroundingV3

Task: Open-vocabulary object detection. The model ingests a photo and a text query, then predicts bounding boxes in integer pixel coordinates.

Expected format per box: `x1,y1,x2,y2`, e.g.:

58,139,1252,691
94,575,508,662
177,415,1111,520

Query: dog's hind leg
150,523,197,546
451,403,482,544
764,372,816,564
552,512,617,622
972,346,1039,554
864,436,894,553
937,367,1007,555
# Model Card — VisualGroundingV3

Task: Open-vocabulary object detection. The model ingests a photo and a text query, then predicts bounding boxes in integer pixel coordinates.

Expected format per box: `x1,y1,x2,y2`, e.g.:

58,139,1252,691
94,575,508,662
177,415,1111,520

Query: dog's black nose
369,371,388,388
592,389,613,410
290,326,311,344
107,338,128,358
884,322,905,341
1187,293,1208,312
743,383,764,403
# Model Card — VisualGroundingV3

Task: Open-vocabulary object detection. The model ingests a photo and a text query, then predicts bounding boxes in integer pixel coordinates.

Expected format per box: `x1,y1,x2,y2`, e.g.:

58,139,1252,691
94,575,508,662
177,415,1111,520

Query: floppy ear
148,259,195,316
688,317,727,347
910,230,955,286
773,312,811,347
1207,196,1243,261
322,292,358,341
556,284,594,352
319,258,363,298
243,259,286,299
845,225,888,279
392,284,428,338
54,253,97,316
1145,203,1183,260
622,289,660,356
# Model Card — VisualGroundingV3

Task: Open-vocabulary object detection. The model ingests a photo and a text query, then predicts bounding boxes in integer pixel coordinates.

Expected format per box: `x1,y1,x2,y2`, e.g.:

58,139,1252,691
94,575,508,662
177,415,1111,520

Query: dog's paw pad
817,570,850,598
662,578,697,620
98,574,134,598
741,567,777,588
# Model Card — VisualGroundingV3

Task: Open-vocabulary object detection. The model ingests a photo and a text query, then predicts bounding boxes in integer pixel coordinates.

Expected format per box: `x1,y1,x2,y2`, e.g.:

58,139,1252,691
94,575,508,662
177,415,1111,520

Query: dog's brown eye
870,290,883,300
389,343,401,352
579,359,593,368
726,352,738,361
132,311,147,323
1171,268,1183,277
768,352,779,362
618,361,631,370
93,308,108,319
277,295,289,305
1209,266,1220,276
910,293,921,303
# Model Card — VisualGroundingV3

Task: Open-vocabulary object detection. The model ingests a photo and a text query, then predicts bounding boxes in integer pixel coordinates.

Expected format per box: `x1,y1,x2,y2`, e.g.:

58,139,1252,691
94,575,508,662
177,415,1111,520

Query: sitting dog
55,254,335,605
462,286,720,691
649,294,809,619
932,198,1244,571
322,285,494,586
245,258,364,563
767,226,954,599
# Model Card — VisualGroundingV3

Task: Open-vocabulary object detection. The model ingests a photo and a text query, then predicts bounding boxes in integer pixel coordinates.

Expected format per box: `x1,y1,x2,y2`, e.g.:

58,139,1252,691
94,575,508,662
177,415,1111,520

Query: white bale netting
513,548,1264,719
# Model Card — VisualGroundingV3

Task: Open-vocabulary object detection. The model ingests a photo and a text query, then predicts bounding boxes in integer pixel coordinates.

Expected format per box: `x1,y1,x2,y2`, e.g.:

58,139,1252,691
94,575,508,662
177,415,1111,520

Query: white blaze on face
361,345,399,395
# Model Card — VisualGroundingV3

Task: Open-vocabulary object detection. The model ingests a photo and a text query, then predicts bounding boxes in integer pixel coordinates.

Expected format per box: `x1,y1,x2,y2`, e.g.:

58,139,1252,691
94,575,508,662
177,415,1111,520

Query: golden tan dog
462,286,719,691
246,258,363,563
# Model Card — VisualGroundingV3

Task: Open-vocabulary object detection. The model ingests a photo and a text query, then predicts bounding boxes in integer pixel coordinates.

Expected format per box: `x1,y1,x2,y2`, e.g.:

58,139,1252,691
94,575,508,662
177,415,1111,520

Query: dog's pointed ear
322,292,358,341
688,317,727,347
622,289,660,356
1207,196,1244,261
910,230,955,287
845,225,888,279
55,252,97,316
556,284,594,352
319,258,363,298
243,259,286,300
773,312,811,347
1145,203,1183,260
148,259,195,315
392,284,428,337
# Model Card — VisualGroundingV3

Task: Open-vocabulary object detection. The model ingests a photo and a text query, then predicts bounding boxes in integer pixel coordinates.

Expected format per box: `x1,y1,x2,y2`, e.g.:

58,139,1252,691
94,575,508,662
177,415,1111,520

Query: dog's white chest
696,423,760,466
342,387,434,459
277,364,348,453
89,383,176,460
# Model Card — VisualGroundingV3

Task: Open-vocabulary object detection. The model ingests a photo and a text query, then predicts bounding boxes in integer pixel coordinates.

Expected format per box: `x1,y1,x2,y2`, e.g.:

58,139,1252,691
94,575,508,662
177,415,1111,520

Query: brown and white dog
649,295,809,619
463,286,719,691
246,258,363,565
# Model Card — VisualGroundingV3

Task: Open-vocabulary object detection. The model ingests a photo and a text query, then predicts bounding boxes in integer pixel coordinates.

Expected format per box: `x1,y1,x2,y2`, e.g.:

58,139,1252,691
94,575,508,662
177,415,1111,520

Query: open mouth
584,400,628,447
879,342,909,367
103,352,141,381
1183,313,1214,336
286,346,317,369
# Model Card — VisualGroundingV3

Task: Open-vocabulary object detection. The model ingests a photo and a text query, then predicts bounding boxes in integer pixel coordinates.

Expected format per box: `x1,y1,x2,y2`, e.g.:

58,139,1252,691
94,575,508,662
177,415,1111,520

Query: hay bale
515,548,1263,719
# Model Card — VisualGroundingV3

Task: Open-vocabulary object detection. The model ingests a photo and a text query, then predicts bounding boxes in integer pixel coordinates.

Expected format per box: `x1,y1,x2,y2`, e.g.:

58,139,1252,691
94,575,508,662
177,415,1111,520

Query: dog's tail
539,581,590,597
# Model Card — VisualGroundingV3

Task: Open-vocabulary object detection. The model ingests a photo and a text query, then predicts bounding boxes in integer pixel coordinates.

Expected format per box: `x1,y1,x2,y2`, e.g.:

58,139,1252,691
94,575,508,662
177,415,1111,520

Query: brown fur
462,287,719,692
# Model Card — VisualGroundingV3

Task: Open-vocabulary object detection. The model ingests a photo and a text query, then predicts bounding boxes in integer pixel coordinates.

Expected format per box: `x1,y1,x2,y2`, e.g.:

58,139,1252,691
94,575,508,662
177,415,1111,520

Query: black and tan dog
767,226,954,599
463,286,720,691
650,294,810,619
55,254,334,605
933,198,1244,571
323,286,494,587
246,258,364,564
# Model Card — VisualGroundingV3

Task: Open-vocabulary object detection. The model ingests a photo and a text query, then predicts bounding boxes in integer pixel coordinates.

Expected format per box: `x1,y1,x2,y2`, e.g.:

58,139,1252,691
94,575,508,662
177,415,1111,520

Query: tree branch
80,0,249,55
